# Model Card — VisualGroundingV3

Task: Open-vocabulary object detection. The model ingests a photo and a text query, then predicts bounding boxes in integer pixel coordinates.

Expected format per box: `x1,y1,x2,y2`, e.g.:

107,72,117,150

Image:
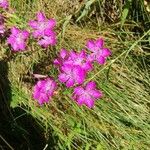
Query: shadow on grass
0,59,57,149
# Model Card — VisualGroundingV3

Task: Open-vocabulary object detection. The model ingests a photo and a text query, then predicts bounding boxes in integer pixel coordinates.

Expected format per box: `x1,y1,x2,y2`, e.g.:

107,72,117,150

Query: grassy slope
0,0,150,149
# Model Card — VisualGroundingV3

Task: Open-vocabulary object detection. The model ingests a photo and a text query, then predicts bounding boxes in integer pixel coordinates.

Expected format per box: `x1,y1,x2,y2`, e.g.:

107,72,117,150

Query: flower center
16,33,24,43
93,48,102,59
45,81,52,91
39,22,47,30
82,90,91,99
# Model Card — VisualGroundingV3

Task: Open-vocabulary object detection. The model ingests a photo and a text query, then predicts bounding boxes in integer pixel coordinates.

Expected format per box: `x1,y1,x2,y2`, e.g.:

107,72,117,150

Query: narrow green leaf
76,0,96,22
121,0,132,27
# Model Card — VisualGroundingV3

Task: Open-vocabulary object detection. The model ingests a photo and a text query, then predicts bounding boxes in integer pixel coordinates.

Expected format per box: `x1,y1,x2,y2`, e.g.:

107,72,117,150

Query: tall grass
0,0,150,149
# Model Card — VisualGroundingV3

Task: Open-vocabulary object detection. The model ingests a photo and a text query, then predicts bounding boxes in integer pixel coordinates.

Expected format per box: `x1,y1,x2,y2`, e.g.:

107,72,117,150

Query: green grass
0,0,150,149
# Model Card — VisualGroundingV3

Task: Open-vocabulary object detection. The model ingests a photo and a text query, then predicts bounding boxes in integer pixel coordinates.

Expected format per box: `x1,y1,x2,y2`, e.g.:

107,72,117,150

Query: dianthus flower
7,27,29,51
38,30,56,47
86,38,111,64
0,0,8,9
58,64,86,87
73,81,102,108
64,50,92,72
29,12,56,38
33,78,57,105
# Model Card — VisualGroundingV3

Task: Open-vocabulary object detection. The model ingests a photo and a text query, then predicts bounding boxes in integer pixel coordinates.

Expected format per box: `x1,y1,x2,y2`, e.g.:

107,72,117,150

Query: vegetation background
0,0,150,149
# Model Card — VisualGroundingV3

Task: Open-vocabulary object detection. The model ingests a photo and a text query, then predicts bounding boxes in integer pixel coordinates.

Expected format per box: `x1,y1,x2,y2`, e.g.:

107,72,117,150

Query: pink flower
64,50,92,72
0,0,8,9
38,31,57,47
54,49,92,73
86,38,111,64
58,64,86,87
29,12,56,38
33,78,57,105
7,27,29,52
55,49,92,87
73,81,102,108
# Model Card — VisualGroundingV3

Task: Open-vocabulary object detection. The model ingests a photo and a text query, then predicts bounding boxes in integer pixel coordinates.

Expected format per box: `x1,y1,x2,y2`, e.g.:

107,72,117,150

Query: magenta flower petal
86,98,95,108
33,90,40,100
74,87,84,95
11,27,20,35
86,81,96,90
37,12,46,21
79,50,86,57
86,40,95,51
17,42,26,50
90,90,102,99
22,31,30,38
60,49,68,58
97,56,106,64
95,38,104,48
12,43,19,51
44,28,55,36
76,97,84,106
63,65,75,74
28,20,38,29
33,83,42,99
66,78,75,87
69,51,76,59
102,48,111,57
58,73,69,83
47,19,56,29
53,59,60,66
54,48,69,67
38,93,49,105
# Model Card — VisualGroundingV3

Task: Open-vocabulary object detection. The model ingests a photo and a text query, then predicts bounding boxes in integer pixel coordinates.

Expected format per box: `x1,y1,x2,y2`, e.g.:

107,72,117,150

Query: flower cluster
33,37,110,108
29,12,57,47
1,2,112,109
6,11,57,51
54,49,91,87
52,38,111,108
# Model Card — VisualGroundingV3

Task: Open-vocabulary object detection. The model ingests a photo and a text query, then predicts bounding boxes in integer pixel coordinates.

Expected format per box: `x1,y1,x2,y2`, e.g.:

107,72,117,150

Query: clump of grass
0,0,150,149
